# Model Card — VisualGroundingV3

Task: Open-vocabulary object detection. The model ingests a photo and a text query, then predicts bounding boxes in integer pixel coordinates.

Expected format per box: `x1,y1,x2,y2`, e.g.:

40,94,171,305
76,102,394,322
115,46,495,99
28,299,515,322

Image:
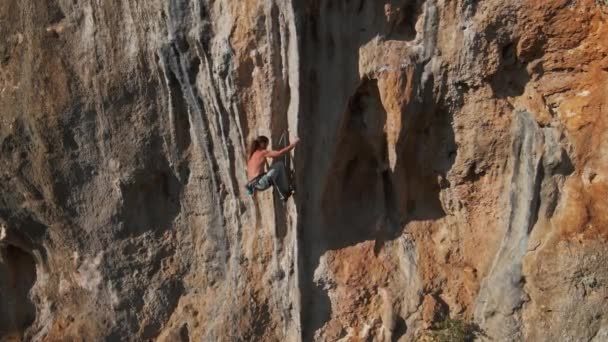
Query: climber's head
248,135,269,158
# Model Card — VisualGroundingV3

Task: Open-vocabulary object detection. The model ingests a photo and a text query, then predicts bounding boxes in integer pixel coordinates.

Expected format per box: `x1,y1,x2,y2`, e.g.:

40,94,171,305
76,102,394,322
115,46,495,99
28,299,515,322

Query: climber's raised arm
265,138,300,158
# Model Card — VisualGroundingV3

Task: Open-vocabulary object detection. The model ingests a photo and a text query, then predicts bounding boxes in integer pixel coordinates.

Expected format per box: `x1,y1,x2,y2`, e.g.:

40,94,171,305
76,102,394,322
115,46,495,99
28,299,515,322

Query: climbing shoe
281,190,293,202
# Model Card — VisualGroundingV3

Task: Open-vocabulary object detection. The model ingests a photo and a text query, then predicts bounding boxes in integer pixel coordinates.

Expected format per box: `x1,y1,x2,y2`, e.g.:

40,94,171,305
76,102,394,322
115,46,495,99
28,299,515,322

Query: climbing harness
245,173,264,196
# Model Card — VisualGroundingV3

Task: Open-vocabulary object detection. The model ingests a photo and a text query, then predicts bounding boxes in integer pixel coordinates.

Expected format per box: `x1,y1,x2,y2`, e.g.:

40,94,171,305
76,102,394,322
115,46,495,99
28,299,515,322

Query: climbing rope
277,131,288,165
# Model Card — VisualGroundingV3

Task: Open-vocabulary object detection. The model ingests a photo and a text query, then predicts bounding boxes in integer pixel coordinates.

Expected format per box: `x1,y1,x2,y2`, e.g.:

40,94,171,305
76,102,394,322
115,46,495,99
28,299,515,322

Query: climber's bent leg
253,174,273,191
245,173,271,196
245,162,292,200
267,162,291,199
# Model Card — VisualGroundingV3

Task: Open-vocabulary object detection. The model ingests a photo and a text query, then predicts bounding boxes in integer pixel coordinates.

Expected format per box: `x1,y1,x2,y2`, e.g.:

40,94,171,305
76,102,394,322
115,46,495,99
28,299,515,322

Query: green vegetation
419,319,483,342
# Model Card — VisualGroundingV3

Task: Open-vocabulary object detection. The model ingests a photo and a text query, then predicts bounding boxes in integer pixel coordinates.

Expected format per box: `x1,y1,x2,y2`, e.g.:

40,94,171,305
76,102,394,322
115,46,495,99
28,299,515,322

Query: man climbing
245,135,299,201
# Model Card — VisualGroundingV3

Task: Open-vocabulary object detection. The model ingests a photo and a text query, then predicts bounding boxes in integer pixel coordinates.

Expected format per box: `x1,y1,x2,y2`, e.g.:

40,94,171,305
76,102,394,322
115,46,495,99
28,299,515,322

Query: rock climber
245,135,299,201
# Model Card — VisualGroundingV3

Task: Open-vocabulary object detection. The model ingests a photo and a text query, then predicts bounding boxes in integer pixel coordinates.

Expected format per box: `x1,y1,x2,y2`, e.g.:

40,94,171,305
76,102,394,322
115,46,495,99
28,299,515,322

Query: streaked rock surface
0,0,606,340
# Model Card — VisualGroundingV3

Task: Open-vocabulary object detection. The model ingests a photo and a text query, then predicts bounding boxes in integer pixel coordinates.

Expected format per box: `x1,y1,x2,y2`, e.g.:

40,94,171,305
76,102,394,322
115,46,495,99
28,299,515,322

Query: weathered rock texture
0,0,607,341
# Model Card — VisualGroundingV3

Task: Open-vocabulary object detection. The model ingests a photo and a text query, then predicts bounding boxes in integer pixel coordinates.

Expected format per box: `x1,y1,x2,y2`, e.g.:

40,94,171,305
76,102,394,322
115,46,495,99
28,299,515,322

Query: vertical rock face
1,1,300,340
0,0,606,341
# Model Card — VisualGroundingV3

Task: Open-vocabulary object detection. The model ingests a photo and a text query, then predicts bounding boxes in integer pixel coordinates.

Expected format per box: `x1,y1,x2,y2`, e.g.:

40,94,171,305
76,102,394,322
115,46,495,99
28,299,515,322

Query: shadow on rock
321,73,455,254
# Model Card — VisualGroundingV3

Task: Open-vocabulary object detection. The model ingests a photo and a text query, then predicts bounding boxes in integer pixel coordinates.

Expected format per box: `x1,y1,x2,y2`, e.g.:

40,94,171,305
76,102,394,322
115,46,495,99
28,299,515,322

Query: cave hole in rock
321,78,396,250
117,157,181,238
385,0,425,41
321,72,455,251
46,0,65,25
0,244,37,337
393,100,454,222
164,58,192,154
490,41,531,98
392,315,407,341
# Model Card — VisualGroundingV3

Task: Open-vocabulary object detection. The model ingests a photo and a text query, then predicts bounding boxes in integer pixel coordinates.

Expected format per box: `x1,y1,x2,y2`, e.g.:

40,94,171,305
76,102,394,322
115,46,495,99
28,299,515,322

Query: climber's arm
265,138,300,158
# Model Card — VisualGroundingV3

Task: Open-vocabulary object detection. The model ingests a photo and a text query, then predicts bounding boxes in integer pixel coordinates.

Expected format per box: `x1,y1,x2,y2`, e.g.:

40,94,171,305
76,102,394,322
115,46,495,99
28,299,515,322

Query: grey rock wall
1,0,607,341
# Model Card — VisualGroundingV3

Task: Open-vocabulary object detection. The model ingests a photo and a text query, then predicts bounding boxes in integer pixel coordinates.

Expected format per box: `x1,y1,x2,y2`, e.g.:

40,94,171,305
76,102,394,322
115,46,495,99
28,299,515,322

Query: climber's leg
246,174,267,195
267,161,292,199
253,173,273,192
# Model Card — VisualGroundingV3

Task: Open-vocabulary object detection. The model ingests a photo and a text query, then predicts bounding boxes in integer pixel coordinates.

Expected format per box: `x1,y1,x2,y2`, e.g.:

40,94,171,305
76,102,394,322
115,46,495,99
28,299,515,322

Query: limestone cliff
0,0,607,341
